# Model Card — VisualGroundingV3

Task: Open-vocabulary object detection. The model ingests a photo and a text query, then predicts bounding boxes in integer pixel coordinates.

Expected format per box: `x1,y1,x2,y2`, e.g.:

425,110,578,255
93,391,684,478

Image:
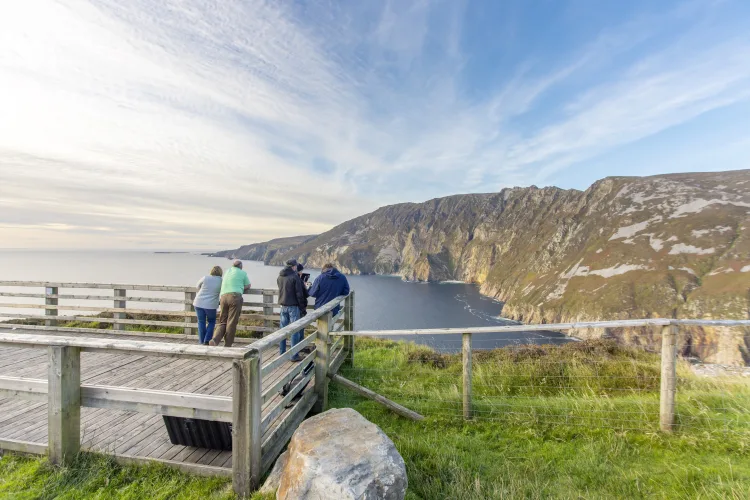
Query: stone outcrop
210,235,317,263
275,408,407,500
217,170,750,365
259,450,288,495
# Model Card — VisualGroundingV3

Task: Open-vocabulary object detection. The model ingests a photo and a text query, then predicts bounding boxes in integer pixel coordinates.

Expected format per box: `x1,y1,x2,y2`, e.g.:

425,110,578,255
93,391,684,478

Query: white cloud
0,0,748,249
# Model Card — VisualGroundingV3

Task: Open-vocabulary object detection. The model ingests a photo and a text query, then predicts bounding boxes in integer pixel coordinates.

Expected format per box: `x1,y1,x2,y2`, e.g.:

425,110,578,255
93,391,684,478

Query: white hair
232,259,243,269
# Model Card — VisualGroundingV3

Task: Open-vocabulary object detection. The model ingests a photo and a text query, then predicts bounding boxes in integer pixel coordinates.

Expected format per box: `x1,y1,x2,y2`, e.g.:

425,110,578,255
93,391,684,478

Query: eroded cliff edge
218,170,750,364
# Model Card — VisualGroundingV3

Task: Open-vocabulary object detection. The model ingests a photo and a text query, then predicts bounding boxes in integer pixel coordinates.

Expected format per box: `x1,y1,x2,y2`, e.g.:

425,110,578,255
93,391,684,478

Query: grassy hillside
1,339,748,499
329,338,750,499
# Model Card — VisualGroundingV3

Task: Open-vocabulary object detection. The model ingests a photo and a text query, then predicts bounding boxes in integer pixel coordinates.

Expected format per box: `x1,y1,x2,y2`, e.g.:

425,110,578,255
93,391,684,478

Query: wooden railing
0,283,355,498
248,291,354,476
349,318,750,430
0,281,283,339
0,333,245,462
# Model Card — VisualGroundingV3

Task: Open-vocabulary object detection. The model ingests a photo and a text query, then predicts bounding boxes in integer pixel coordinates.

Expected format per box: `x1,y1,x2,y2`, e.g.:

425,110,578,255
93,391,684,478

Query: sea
0,250,571,351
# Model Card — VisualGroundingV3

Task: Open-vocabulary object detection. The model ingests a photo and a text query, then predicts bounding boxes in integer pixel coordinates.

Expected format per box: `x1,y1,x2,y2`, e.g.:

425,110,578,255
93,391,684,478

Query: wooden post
312,311,332,414
113,288,126,331
263,292,275,337
232,353,262,497
184,291,197,336
45,286,58,327
48,345,81,464
660,324,677,432
462,332,473,420
344,291,355,367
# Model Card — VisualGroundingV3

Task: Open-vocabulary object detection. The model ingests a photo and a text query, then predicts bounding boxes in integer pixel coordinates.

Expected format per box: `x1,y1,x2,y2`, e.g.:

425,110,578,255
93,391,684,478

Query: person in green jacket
209,260,251,347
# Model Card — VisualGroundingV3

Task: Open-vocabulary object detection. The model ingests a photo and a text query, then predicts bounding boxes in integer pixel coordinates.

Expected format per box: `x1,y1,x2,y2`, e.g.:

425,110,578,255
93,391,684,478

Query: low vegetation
329,338,750,499
1,339,748,499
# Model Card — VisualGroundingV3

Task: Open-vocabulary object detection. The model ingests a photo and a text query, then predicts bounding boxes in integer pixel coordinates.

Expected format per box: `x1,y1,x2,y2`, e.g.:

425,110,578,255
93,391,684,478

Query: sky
1,0,749,250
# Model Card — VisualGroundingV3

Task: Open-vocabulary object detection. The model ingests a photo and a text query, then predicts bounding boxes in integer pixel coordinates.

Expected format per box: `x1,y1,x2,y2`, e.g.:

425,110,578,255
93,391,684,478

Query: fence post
344,291,355,367
263,291,275,336
660,324,677,432
45,286,58,327
462,332,473,420
184,291,197,336
48,345,81,465
232,352,262,497
113,288,126,331
312,310,332,414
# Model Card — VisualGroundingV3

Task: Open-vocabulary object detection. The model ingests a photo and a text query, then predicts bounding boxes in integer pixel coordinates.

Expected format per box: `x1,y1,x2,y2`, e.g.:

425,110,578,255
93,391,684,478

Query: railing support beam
48,345,81,465
263,292,275,338
114,288,126,331
660,324,678,432
343,291,355,367
462,332,472,420
184,291,196,336
45,287,58,327
232,354,261,497
312,311,332,414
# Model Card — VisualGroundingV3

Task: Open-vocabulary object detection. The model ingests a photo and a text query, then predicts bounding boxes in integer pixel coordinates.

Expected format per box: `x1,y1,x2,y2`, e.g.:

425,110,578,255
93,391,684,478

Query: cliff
211,235,317,263
220,170,750,364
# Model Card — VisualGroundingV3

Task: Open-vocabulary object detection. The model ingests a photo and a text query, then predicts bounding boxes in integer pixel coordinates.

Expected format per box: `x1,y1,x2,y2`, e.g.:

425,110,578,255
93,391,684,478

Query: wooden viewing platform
0,281,354,497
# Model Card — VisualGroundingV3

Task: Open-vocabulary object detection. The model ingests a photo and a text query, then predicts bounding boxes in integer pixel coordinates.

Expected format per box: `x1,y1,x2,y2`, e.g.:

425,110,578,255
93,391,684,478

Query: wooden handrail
0,280,276,295
347,318,750,336
0,331,257,360
250,295,349,352
0,376,233,421
0,280,284,338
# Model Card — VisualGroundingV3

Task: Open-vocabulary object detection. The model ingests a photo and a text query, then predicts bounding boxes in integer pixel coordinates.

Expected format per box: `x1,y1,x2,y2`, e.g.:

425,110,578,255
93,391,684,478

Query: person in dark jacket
277,259,307,361
308,263,350,316
296,263,310,317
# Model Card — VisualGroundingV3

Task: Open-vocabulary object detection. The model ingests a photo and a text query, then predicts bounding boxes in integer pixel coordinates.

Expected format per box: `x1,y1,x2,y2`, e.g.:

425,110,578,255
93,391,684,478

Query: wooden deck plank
117,417,171,456
0,347,44,364
0,352,48,374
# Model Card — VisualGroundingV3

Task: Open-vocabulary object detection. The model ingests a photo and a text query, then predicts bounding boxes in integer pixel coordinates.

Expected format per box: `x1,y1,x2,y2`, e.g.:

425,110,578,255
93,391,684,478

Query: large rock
276,408,407,500
259,450,288,495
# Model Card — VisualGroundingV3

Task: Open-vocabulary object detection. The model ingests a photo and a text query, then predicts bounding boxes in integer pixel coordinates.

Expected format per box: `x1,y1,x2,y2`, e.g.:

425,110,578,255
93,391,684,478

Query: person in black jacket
277,259,307,362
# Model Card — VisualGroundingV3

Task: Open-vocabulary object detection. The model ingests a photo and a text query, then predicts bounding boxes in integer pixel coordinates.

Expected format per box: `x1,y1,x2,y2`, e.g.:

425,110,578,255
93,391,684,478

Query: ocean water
0,250,570,351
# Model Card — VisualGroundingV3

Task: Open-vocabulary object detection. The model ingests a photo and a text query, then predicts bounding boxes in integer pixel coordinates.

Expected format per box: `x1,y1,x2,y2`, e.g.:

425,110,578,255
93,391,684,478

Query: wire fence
331,333,750,437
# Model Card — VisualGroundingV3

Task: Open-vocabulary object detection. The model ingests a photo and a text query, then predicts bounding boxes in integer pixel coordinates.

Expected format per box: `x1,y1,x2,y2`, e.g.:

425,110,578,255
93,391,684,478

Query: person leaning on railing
209,259,251,347
193,265,223,345
277,259,308,362
308,262,350,316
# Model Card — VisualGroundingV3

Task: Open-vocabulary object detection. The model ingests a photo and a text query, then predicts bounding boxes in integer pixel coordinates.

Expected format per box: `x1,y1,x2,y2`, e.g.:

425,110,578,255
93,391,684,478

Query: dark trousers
279,305,303,360
212,293,243,347
195,307,217,344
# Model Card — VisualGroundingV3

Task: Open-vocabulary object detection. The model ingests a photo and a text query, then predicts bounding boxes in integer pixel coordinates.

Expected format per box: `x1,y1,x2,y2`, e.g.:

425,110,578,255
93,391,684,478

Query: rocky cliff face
221,170,750,364
211,235,317,263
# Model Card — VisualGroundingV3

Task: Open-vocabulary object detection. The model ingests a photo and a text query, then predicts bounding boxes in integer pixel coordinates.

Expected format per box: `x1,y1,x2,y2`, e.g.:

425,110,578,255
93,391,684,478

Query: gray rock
259,450,288,495
277,408,407,500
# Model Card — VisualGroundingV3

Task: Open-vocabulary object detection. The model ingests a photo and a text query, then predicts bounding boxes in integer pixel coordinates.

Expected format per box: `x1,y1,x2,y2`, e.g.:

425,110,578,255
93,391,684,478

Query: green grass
327,338,750,499
1,338,749,499
0,453,234,500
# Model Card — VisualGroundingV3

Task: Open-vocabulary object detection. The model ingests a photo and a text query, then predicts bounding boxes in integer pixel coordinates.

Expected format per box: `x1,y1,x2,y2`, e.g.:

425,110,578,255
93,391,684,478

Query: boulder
259,450,288,495
276,408,407,499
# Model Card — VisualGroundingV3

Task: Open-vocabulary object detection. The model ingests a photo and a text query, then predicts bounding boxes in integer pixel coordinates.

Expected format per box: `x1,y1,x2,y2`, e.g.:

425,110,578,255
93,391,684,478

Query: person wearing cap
209,259,251,347
277,258,308,361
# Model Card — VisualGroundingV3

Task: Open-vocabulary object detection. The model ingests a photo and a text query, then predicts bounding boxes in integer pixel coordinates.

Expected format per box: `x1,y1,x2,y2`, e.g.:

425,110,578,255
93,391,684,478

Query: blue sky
0,0,749,249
